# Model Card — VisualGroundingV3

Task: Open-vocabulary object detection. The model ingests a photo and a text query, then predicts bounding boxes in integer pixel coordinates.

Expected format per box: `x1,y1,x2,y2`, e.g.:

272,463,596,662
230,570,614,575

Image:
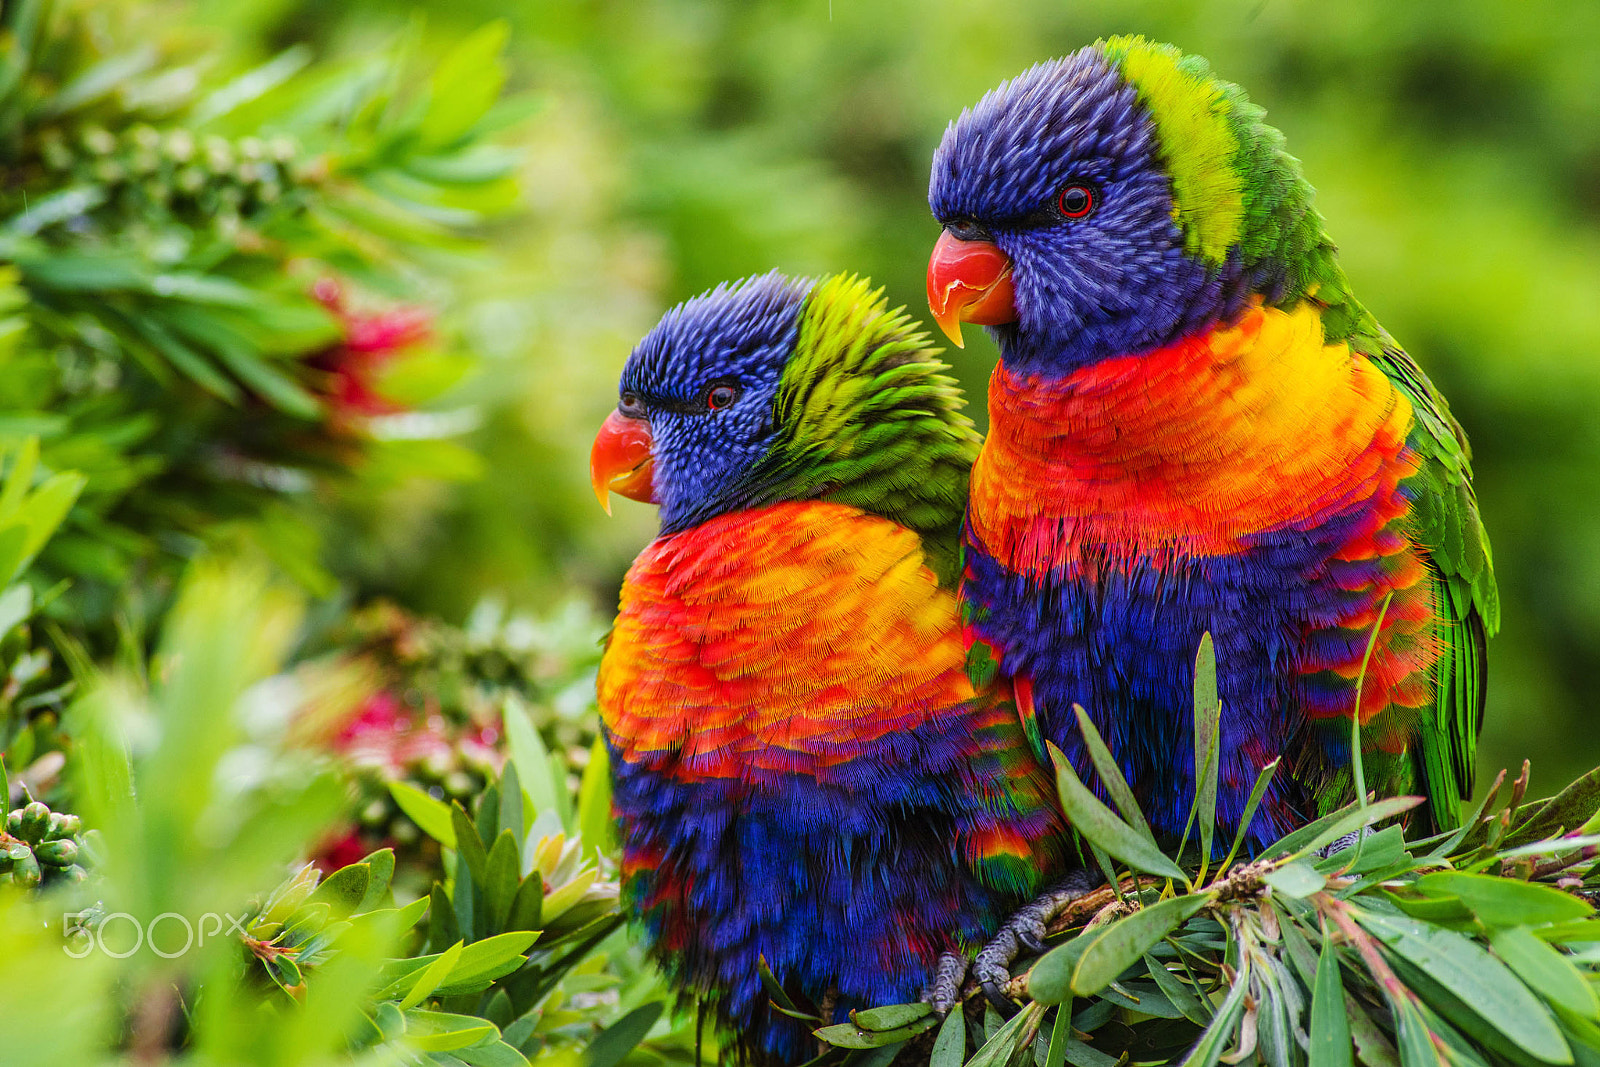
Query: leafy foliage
823,641,1600,1067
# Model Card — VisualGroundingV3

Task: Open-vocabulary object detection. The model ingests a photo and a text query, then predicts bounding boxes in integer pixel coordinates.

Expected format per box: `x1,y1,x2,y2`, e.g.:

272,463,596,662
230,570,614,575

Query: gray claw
924,951,969,1017
973,870,1101,1009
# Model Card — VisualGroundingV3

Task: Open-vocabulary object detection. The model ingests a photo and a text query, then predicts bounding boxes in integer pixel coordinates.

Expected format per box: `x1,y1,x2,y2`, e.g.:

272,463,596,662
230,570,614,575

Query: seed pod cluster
27,124,304,238
2,796,88,888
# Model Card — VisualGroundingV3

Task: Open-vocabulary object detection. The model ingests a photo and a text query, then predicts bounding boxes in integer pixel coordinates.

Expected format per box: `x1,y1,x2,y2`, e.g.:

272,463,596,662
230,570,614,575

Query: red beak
926,230,1017,348
590,410,657,514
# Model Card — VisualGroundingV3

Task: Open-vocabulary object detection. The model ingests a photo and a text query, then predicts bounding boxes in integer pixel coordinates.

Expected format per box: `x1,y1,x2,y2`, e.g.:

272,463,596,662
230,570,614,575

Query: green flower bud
46,812,81,839
18,802,51,843
12,850,39,888
34,839,78,867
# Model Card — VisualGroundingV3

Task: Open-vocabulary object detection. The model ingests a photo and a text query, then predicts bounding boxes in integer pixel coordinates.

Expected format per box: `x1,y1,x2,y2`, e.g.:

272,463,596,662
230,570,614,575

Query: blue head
593,272,808,534
927,39,1285,375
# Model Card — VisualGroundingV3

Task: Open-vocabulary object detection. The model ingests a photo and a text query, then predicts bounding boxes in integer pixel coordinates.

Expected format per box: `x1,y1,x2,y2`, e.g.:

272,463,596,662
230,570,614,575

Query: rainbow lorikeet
591,272,1076,1063
924,38,1499,852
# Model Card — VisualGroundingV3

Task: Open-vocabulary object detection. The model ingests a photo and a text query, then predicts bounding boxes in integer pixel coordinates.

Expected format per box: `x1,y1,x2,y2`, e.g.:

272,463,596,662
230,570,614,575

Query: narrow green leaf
1505,766,1600,848
1221,757,1280,873
507,873,543,933
498,760,525,844
1490,927,1600,1020
403,1009,497,1052
1145,955,1210,1026
504,695,561,822
400,940,463,1011
1193,632,1221,863
1356,909,1571,1063
1178,961,1250,1067
452,802,489,888
427,883,459,954
1414,873,1592,927
1071,704,1154,845
1310,927,1353,1067
482,829,520,933
0,754,8,818
576,735,615,858
1070,894,1211,996
1282,795,1424,861
931,1004,966,1067
389,781,457,848
586,1002,664,1067
1042,1003,1070,1067
1047,742,1186,882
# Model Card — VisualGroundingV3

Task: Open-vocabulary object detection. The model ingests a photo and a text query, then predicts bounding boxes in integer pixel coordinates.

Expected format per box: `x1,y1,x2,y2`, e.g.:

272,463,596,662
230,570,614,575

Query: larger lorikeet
925,38,1499,851
591,272,1073,1064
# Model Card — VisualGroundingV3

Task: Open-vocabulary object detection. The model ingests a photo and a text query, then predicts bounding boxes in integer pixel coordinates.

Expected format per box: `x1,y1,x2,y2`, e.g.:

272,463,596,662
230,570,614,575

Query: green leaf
507,870,543,933
1262,861,1327,899
498,760,525,844
1505,766,1600,848
1068,704,1154,845
1311,925,1353,1067
457,1039,534,1067
504,695,562,824
1356,909,1572,1063
846,1004,928,1031
577,736,615,858
1534,921,1600,944
1491,927,1600,1020
359,848,397,910
0,582,32,638
586,1002,663,1067
440,930,538,988
400,940,464,1011
1193,632,1221,862
482,830,520,933
1070,894,1211,997
390,781,457,848
403,1009,497,1051
1414,872,1592,927
931,1004,966,1067
815,1015,937,1049
1042,1004,1070,1067
1221,756,1281,872
1144,956,1210,1026
306,861,370,918
1392,997,1447,1067
1282,795,1425,861
1047,742,1186,882
453,802,490,888
1029,930,1092,1005
1178,961,1250,1067
420,21,511,148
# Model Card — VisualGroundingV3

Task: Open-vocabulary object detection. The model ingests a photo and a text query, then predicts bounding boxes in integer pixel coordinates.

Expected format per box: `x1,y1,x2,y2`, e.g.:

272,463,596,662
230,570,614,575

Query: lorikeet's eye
618,392,646,418
705,383,740,411
1058,184,1095,219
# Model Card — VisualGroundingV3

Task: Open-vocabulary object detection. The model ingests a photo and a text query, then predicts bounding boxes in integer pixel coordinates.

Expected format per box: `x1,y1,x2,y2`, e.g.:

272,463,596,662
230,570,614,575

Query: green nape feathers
1098,35,1380,347
753,274,980,582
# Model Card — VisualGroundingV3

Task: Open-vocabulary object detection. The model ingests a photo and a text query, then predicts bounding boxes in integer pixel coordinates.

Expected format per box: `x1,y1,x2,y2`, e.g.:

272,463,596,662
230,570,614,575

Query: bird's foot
1316,827,1370,859
975,869,1101,1016
923,951,969,1017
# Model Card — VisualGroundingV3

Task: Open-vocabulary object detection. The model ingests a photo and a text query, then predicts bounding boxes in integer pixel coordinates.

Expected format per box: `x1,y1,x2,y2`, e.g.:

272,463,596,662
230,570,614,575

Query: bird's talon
981,980,1020,1018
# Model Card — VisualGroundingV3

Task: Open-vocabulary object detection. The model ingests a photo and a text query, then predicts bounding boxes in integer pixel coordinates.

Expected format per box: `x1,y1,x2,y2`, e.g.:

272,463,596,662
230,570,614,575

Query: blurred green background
195,0,1600,795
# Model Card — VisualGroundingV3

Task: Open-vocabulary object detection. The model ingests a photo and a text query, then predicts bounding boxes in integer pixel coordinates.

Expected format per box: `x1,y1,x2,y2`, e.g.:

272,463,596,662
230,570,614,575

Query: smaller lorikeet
925,37,1499,855
592,272,1075,1063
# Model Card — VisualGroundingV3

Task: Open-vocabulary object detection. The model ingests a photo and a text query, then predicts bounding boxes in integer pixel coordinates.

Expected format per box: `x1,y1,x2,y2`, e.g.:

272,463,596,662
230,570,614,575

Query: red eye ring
1058,184,1095,219
706,383,740,411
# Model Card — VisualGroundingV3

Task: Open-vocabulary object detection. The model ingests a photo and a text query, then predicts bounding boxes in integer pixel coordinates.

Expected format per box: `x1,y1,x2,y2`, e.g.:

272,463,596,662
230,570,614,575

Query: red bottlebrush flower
308,277,432,420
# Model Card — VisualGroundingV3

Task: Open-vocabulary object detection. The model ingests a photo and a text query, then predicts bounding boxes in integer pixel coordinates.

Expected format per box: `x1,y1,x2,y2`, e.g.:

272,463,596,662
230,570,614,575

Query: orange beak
926,230,1017,348
590,410,657,515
